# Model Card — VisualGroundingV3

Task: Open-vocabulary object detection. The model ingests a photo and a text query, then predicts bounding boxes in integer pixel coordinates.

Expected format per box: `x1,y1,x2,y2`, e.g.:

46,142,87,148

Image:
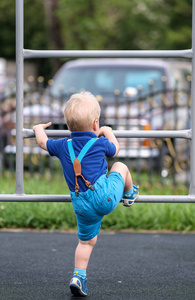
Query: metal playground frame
0,0,195,203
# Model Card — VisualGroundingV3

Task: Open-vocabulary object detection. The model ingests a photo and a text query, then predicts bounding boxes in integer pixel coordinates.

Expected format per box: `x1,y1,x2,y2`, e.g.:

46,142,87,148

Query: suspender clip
88,184,95,191
75,184,79,197
75,189,79,197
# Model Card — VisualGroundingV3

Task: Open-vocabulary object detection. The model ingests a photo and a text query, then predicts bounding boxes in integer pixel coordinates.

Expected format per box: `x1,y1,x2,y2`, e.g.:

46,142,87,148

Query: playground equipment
0,0,195,202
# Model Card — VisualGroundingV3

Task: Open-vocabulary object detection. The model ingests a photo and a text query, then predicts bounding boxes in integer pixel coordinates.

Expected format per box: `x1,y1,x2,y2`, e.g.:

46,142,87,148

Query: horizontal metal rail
22,129,192,140
1,127,192,202
1,127,191,202
0,194,195,203
23,49,193,59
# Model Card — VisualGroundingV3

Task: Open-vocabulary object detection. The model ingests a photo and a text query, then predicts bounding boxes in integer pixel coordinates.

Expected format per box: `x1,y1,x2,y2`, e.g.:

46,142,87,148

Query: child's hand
98,126,112,137
33,122,52,132
98,126,119,157
33,122,52,151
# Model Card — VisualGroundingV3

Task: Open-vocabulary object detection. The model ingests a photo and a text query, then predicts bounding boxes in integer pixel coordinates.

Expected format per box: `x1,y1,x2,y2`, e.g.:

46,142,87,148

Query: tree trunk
43,0,64,75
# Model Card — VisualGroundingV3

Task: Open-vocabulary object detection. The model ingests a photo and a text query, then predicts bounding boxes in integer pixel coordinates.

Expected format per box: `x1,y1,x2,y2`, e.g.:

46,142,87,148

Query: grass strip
0,172,193,232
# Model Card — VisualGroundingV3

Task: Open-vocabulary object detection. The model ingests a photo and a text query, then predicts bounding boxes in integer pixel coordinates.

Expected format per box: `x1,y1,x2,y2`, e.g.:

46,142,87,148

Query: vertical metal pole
15,0,24,195
190,0,195,195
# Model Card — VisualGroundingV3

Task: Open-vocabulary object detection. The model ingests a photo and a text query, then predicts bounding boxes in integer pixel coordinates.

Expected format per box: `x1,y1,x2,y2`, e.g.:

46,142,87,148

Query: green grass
0,172,194,232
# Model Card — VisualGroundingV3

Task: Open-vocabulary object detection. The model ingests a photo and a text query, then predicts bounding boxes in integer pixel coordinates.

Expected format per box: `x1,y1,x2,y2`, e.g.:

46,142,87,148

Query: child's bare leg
70,237,97,296
110,161,133,192
75,236,97,270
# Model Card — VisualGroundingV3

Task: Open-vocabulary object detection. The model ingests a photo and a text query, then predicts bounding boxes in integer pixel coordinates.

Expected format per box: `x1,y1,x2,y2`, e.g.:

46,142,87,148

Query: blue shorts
70,172,125,241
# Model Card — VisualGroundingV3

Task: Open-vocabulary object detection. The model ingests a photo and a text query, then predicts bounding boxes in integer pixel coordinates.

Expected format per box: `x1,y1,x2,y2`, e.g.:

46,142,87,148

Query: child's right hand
98,126,120,156
98,126,112,137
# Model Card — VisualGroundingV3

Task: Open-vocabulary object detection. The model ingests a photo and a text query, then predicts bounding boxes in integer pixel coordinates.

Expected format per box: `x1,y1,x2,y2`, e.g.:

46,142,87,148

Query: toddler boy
33,91,139,297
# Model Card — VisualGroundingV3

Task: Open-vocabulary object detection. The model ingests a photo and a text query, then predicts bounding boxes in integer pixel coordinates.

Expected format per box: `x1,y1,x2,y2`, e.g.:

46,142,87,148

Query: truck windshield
50,65,165,98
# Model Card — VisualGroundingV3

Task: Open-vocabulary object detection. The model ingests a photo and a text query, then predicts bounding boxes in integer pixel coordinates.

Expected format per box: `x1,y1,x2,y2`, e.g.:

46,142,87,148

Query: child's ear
93,119,99,131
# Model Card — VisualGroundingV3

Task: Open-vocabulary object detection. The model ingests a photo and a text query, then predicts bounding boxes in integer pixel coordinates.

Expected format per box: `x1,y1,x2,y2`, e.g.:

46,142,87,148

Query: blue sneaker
70,275,88,297
122,185,139,207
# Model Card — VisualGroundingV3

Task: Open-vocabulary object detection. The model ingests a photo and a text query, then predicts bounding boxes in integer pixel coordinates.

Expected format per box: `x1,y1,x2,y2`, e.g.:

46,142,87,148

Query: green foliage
0,1,15,58
101,202,195,232
0,0,49,58
23,0,49,51
57,0,192,51
0,173,77,230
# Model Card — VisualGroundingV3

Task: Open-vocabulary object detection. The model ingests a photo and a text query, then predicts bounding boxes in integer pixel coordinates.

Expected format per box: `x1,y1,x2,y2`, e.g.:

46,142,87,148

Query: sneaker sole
122,193,139,206
70,284,87,297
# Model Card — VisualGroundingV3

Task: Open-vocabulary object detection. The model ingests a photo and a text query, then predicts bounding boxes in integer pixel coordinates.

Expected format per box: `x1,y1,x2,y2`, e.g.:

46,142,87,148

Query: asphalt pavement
0,231,195,300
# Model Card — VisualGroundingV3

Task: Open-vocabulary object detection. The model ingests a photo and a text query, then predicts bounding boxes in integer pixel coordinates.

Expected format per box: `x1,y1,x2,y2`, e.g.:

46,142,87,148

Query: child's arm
98,126,120,157
33,122,52,151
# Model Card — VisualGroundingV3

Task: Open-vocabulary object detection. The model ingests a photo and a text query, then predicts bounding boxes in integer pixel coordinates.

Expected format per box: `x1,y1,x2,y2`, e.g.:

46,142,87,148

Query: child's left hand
98,126,112,137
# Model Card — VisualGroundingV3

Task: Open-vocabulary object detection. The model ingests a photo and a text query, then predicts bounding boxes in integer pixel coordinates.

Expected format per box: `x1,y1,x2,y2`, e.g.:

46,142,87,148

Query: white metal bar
15,0,24,195
190,0,195,196
0,194,195,203
22,129,192,140
23,49,193,59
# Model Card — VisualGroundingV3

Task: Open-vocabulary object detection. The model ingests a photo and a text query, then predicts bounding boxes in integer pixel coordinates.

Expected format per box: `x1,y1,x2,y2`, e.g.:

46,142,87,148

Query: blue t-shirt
46,131,116,192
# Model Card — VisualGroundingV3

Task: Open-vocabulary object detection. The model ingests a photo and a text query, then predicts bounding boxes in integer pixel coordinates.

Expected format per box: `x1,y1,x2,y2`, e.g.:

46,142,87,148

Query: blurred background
0,0,192,190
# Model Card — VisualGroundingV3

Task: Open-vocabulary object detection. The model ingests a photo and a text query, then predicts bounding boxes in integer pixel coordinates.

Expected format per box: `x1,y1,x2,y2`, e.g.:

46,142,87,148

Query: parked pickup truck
2,58,191,173
43,58,191,161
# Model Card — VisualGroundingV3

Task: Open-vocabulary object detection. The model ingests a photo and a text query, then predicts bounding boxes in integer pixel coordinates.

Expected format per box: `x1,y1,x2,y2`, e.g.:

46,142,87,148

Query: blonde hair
64,91,101,131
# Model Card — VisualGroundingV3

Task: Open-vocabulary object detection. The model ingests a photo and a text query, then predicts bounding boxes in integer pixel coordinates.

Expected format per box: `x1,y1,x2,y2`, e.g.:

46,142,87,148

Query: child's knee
79,236,97,247
90,235,97,247
88,235,97,247
111,161,129,176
